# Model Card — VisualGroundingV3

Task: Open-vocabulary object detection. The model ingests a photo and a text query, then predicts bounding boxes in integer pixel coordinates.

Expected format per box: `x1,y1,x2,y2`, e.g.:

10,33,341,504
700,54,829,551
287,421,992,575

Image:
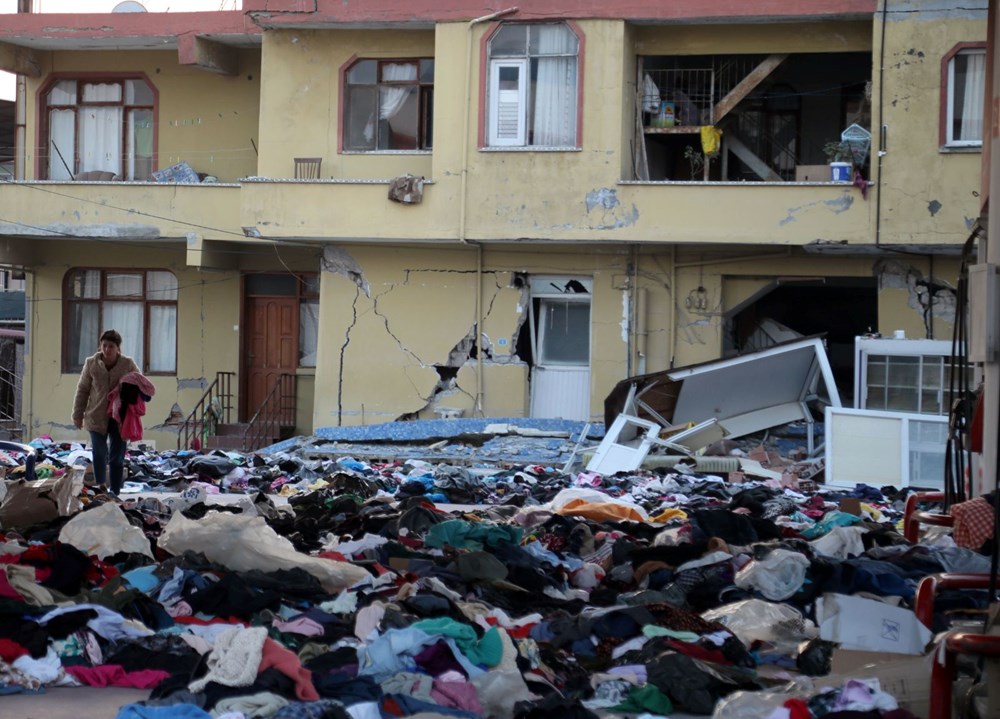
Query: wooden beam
709,53,788,124
726,134,783,181
177,34,240,76
0,41,41,77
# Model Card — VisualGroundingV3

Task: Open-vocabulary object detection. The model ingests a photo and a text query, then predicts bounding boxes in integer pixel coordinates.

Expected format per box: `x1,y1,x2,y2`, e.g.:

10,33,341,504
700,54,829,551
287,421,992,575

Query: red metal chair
928,630,1000,719
903,491,954,542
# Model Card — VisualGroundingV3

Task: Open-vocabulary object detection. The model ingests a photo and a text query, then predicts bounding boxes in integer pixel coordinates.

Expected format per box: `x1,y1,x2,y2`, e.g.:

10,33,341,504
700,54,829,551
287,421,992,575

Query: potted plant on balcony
822,140,853,182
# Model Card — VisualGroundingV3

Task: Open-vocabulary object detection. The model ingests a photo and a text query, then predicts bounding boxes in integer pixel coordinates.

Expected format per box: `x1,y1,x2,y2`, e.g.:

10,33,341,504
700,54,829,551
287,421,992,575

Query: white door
528,278,592,420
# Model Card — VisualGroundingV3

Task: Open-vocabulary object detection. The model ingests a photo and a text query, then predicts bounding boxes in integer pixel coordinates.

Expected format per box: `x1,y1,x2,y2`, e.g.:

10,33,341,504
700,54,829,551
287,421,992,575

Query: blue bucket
830,162,852,182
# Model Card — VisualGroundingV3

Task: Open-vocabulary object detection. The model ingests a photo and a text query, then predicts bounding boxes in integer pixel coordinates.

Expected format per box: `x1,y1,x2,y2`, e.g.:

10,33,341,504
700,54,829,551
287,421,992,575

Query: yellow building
0,0,985,448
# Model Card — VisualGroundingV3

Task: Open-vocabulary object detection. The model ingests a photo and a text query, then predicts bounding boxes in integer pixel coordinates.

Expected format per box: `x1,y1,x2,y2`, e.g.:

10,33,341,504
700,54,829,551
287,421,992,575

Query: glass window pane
490,24,527,57
68,302,100,370
124,79,154,105
921,390,943,415
420,59,435,83
299,300,319,367
347,59,377,85
344,85,377,150
104,301,144,369
147,271,177,300
82,82,122,103
128,108,154,181
886,356,919,387
69,269,101,299
886,386,919,413
529,23,578,55
952,50,985,143
538,299,589,364
79,106,123,175
866,357,886,386
866,386,886,410
49,109,76,180
921,356,943,389
245,273,297,295
149,305,176,373
107,272,143,297
301,275,320,296
380,86,419,150
48,79,77,106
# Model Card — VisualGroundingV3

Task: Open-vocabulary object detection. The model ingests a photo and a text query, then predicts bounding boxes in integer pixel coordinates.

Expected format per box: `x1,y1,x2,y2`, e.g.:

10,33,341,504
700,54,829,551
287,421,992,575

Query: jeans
90,420,126,494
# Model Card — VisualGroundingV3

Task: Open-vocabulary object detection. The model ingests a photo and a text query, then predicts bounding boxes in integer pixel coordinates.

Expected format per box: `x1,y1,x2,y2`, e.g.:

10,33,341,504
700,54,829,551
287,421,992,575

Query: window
42,76,155,180
944,46,986,147
64,269,177,374
855,338,974,416
487,23,579,148
343,59,434,151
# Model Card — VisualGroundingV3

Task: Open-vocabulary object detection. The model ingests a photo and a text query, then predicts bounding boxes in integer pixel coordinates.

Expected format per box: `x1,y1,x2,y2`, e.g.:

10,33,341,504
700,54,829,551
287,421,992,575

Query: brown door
244,296,297,420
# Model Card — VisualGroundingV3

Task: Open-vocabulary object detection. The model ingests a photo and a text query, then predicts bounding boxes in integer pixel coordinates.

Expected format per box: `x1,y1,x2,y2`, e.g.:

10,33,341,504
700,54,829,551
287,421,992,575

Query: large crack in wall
874,258,957,332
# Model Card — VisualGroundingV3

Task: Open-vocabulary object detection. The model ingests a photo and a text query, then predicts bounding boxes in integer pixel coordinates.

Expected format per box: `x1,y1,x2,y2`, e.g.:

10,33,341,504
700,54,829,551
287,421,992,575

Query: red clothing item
258,637,319,701
65,664,169,688
107,371,156,442
951,497,996,549
0,638,29,662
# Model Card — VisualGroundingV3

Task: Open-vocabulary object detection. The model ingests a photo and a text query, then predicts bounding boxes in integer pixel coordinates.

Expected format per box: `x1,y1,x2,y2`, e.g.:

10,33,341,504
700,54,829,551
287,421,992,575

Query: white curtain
364,63,418,143
299,300,319,367
80,107,123,175
959,52,985,142
49,109,75,180
149,305,176,373
532,26,577,146
72,304,100,368
104,302,144,369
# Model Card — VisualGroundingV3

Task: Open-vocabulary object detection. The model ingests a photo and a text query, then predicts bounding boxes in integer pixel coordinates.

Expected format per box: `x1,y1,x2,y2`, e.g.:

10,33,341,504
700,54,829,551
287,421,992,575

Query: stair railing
178,371,235,450
242,373,296,452
0,363,22,439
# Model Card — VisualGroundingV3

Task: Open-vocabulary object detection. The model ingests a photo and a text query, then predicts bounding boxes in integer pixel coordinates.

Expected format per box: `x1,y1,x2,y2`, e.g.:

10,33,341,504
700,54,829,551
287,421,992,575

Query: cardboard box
823,649,931,719
795,164,831,182
817,593,932,655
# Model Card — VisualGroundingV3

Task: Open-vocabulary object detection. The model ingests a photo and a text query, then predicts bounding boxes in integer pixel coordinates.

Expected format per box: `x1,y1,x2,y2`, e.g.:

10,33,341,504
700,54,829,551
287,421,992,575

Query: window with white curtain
945,47,986,147
64,269,177,374
487,23,580,148
343,59,434,151
43,77,155,180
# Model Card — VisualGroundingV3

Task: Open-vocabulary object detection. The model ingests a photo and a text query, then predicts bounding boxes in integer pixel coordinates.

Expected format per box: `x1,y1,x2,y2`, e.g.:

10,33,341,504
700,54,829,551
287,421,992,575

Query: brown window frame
939,42,987,149
38,73,158,180
341,58,435,152
62,268,178,375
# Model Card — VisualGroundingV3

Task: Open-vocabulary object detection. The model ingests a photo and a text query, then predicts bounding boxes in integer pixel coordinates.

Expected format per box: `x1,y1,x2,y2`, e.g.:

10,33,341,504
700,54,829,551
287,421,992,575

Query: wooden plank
644,127,701,134
709,53,788,124
726,134,783,181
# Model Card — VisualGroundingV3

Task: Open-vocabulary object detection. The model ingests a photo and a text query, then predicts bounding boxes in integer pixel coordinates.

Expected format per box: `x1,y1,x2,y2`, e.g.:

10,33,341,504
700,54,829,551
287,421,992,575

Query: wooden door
244,297,297,420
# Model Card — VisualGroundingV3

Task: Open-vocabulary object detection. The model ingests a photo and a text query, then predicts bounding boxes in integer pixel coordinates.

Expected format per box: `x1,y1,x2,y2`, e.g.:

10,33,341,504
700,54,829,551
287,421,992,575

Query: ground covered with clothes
0,429,994,719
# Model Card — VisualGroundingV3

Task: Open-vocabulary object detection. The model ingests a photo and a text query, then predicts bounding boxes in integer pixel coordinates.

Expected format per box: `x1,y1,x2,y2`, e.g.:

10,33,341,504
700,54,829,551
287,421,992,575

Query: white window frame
825,406,948,490
945,47,986,148
854,337,971,416
488,59,528,147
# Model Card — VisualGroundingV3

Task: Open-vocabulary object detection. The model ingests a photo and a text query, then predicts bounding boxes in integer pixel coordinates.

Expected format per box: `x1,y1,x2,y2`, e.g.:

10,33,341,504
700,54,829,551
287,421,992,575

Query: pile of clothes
0,437,993,719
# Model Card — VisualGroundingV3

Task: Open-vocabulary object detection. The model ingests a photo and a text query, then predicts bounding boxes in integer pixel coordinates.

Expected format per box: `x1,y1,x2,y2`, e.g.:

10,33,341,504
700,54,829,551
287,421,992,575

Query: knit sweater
72,352,140,435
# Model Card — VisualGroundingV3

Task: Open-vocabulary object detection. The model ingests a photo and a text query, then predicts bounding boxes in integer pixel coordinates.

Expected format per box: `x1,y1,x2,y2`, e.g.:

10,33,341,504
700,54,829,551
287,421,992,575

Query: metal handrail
242,373,296,452
177,371,235,450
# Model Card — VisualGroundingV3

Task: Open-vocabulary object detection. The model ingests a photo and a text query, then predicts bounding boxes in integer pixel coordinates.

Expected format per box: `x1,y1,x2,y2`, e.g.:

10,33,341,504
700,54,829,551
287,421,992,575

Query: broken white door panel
586,414,729,475
528,277,592,421
530,366,590,421
824,406,947,490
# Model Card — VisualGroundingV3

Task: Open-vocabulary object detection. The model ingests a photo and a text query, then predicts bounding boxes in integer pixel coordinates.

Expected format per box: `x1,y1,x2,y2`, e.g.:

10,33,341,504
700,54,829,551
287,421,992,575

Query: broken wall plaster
584,187,639,229
874,258,957,324
322,245,370,297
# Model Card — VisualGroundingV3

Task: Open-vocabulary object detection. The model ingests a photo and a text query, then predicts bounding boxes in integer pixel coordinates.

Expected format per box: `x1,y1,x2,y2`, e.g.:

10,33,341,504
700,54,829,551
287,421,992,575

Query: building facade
0,0,986,447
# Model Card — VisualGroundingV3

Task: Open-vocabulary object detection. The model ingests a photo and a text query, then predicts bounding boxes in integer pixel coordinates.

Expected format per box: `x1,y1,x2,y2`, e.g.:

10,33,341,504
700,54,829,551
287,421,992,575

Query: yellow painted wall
258,29,435,180
23,49,261,183
633,21,872,55
876,11,985,245
23,242,242,449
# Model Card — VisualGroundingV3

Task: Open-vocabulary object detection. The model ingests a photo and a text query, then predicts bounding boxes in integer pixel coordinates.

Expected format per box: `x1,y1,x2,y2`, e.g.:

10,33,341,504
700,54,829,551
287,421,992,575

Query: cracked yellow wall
876,6,985,245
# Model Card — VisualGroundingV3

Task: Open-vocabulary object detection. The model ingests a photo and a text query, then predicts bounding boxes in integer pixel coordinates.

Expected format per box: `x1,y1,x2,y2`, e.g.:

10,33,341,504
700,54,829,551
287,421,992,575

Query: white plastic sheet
59,502,154,559
734,548,810,600
702,599,818,646
158,511,369,592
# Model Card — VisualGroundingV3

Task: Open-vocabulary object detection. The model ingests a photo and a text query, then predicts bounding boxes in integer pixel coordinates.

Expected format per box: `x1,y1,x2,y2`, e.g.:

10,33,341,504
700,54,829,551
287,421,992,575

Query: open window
41,76,156,180
486,23,580,148
942,44,986,148
343,59,434,152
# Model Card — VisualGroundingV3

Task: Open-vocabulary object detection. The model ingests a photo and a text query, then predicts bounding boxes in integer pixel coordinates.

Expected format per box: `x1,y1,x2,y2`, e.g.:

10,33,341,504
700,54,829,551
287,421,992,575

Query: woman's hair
100,329,122,347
